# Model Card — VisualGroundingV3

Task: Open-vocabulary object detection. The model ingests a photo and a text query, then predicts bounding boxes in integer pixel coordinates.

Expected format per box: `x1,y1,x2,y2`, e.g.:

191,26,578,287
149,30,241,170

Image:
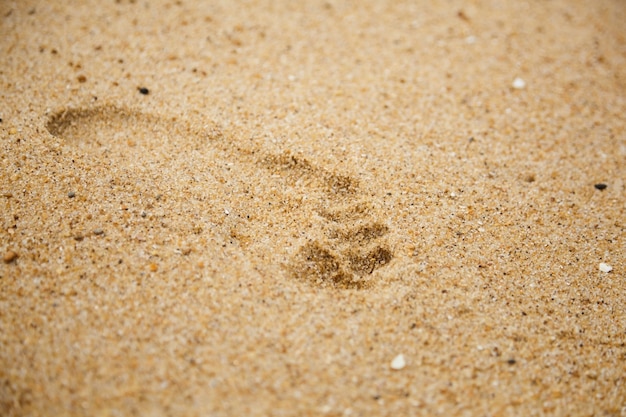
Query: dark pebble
507,358,516,365
138,87,149,95
68,191,76,198
594,183,607,191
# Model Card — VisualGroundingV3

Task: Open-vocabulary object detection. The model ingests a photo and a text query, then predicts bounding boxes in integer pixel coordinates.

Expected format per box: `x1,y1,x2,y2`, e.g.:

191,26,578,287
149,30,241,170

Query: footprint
47,105,212,156
293,221,393,289
46,105,393,289
290,196,394,289
261,151,359,196
255,151,394,288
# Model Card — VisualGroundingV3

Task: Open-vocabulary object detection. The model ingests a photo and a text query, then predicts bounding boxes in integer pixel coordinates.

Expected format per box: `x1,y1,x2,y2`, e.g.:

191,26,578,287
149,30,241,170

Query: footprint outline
46,104,394,289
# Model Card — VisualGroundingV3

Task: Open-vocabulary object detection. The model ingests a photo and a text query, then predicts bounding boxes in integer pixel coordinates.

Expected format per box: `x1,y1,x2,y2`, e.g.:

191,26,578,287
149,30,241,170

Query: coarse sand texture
1,0,625,416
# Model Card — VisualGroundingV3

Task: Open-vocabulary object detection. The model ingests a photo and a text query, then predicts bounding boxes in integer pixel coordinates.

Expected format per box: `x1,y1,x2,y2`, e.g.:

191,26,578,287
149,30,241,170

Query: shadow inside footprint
347,246,393,276
262,151,359,195
293,241,393,290
46,105,214,159
291,217,394,289
295,242,358,289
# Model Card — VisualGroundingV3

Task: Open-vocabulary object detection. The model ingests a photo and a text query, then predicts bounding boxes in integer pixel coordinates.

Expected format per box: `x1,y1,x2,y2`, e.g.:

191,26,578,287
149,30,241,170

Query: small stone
138,87,149,95
512,77,526,89
93,228,104,236
594,183,607,191
599,263,613,273
391,354,406,370
77,75,87,83
524,174,536,183
68,191,76,198
3,250,18,263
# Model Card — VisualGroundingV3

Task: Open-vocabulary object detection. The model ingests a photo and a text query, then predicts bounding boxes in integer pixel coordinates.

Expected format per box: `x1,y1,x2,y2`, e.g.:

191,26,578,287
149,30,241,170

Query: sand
1,0,625,415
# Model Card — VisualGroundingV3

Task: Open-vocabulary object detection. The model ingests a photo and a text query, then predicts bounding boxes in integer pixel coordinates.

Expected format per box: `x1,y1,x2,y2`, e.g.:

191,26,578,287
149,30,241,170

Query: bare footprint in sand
46,105,393,289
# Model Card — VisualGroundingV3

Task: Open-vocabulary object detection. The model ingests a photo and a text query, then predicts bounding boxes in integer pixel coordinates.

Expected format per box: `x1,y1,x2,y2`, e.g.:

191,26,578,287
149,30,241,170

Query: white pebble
391,354,406,370
599,263,613,273
512,77,526,89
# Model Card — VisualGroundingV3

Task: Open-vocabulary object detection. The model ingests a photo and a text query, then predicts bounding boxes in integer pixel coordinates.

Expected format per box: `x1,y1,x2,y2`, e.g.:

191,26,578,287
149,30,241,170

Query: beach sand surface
1,0,625,415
